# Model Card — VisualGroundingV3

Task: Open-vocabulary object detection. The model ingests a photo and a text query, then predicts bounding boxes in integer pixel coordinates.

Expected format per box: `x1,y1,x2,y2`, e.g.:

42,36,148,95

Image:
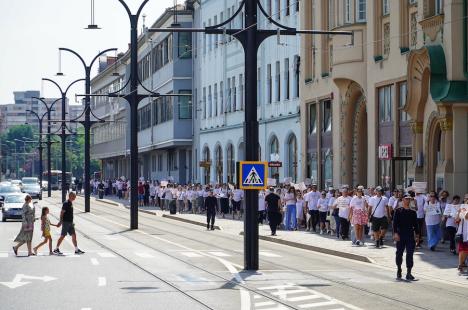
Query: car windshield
22,178,37,184
23,185,40,190
0,186,21,193
5,195,25,203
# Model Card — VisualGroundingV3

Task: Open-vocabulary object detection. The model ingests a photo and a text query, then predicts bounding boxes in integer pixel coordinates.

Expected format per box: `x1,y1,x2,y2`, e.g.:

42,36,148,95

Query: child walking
33,207,58,255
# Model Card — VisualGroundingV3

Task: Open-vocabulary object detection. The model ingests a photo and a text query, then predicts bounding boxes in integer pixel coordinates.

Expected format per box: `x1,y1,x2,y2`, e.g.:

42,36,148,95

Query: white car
2,193,28,222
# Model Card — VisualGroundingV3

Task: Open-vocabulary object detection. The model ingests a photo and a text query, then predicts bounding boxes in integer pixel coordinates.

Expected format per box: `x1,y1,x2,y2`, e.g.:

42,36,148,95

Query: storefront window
323,100,332,132
379,85,393,122
399,82,409,122
309,104,317,134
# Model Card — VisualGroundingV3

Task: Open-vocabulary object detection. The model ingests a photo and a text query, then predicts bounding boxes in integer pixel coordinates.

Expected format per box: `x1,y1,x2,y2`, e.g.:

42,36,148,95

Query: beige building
299,0,468,195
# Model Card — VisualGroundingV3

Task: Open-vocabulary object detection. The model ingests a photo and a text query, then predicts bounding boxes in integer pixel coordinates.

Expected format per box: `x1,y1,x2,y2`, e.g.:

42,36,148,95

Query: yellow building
300,0,468,195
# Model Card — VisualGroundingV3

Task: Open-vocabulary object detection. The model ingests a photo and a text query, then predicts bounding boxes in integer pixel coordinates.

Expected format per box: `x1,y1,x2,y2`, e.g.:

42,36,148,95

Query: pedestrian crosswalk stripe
98,277,107,287
97,252,116,258
258,284,295,290
207,251,231,257
91,258,100,266
271,289,308,296
66,254,80,258
0,253,8,258
287,295,320,302
259,251,281,258
181,252,203,258
135,252,154,258
298,301,336,308
254,301,276,307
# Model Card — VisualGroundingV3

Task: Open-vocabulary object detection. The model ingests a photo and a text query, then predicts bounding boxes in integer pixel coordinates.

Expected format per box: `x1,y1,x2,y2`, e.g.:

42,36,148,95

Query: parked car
22,183,42,200
2,193,28,222
21,177,38,185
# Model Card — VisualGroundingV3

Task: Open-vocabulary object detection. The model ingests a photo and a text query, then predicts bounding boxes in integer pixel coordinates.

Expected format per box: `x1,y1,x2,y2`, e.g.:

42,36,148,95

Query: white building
193,0,301,185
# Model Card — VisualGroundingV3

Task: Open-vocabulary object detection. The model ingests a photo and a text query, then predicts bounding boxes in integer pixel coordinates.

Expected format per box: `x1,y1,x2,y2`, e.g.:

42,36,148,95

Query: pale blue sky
0,0,175,104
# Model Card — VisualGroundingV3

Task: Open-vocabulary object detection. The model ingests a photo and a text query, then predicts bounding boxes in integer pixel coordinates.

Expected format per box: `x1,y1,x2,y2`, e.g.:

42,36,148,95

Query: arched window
203,146,211,184
269,136,280,181
226,144,235,184
215,145,223,183
287,135,298,182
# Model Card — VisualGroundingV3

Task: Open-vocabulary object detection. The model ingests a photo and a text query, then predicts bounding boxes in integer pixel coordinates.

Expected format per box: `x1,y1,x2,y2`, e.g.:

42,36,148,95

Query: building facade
192,0,302,185
90,4,193,183
300,0,468,195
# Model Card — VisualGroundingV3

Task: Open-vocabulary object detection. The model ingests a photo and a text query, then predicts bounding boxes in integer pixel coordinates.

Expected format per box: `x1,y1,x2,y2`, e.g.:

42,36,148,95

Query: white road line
81,308,92,310
257,306,289,310
271,289,308,296
258,284,295,290
65,254,80,258
254,301,276,307
0,253,8,258
98,277,106,287
287,295,321,302
298,301,336,308
254,295,262,299
135,252,154,258
97,252,116,258
207,251,231,257
180,252,203,258
91,258,100,266
259,251,281,258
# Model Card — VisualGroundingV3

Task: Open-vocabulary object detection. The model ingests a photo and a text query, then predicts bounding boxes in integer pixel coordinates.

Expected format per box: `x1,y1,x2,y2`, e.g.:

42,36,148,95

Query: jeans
446,226,457,251
333,214,341,237
285,204,297,230
340,217,350,239
426,224,441,248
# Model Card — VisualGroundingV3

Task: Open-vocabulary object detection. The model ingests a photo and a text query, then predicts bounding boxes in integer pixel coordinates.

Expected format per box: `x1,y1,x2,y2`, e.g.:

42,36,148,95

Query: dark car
22,184,42,200
2,193,27,222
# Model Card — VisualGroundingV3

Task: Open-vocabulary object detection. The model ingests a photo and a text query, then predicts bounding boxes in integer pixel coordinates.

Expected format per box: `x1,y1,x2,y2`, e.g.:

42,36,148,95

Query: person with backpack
369,187,390,248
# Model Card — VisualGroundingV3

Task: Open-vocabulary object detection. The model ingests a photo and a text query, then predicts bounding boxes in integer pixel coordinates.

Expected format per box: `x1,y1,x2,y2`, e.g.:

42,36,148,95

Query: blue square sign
239,161,268,190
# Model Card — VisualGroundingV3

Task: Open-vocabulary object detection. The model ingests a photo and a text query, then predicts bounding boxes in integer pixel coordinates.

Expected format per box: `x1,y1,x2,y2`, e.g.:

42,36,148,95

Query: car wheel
2,216,6,222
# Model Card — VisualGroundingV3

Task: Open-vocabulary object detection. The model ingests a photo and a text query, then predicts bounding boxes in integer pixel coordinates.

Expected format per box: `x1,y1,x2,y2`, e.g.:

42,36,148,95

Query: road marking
254,295,262,299
298,301,336,308
287,295,321,302
259,251,281,258
207,251,231,257
65,254,80,258
97,252,116,258
91,258,100,266
135,252,154,258
254,301,276,307
0,253,8,258
181,252,203,258
258,284,295,290
98,277,106,287
271,289,308,296
81,308,92,310
0,274,57,289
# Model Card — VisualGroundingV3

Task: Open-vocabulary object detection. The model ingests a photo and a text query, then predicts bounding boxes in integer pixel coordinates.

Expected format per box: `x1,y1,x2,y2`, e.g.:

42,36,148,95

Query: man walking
205,189,217,230
393,193,419,281
265,187,282,236
53,192,85,255
369,187,390,248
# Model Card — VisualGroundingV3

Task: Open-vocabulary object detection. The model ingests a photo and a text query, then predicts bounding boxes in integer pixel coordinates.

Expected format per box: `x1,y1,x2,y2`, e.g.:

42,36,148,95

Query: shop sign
378,144,393,160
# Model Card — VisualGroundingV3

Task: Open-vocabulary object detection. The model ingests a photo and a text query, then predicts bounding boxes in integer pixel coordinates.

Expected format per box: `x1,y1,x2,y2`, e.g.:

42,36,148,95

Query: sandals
12,246,18,256
457,265,466,275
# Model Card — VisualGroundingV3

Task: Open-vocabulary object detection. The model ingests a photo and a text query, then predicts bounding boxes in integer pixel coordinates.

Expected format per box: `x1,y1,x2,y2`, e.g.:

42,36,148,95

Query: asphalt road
1,194,467,310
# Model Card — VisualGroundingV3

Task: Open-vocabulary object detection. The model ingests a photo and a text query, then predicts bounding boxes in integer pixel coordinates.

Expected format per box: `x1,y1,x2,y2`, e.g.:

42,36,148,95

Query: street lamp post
32,97,61,198
58,47,117,213
42,78,85,202
148,0,353,270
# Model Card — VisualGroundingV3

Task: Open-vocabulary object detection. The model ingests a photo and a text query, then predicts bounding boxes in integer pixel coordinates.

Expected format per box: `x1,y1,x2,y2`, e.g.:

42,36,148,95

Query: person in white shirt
414,192,426,248
176,187,185,213
456,201,468,273
149,182,157,207
305,185,321,232
231,186,244,220
332,187,352,240
258,190,266,224
295,191,305,229
328,189,338,235
283,187,297,231
424,191,443,251
369,187,390,248
318,191,330,234
219,184,230,218
349,188,368,246
445,195,461,254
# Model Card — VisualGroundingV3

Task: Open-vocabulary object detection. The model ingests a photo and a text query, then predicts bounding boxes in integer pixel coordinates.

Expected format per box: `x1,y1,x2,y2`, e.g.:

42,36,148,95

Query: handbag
22,222,33,232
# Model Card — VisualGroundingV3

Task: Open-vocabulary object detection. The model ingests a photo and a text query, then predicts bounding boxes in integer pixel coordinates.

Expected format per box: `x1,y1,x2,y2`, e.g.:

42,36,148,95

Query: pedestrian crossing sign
239,161,268,190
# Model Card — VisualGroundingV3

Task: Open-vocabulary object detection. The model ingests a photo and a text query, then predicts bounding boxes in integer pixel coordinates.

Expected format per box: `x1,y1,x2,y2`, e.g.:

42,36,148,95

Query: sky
0,0,175,105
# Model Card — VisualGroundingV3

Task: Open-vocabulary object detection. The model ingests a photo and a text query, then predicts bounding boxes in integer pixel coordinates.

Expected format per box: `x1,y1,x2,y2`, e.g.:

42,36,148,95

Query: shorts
61,222,75,236
42,230,51,238
138,194,144,201
232,201,241,212
319,211,328,223
372,216,389,231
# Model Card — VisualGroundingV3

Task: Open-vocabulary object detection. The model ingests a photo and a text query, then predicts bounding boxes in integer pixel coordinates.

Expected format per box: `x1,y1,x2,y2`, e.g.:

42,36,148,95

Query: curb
96,198,120,207
239,231,372,263
162,214,221,230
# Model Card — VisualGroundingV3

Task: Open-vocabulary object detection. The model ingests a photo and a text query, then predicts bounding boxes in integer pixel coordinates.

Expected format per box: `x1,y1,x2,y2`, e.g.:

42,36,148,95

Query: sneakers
319,230,324,235
406,273,416,281
53,248,63,255
75,249,85,255
355,240,361,246
397,269,402,280
375,241,380,249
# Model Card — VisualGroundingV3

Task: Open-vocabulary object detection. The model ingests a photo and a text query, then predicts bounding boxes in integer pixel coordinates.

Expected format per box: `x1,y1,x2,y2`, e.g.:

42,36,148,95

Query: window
215,145,223,183
399,82,409,122
214,84,218,116
293,55,300,98
137,104,151,131
203,22,206,54
267,64,272,104
178,90,192,119
232,77,237,111
356,0,366,22
410,12,417,49
379,85,393,122
220,81,224,114
152,155,157,172
239,74,244,110
284,58,290,100
257,67,261,104
287,135,298,182
323,100,332,132
344,0,352,24
286,0,290,16
193,88,197,119
323,151,333,188
269,136,280,180
275,61,281,102
276,0,280,19
226,144,235,183
158,154,164,171
178,32,192,58
202,87,207,119
214,16,218,48
208,19,212,51
208,86,212,117
227,78,232,112
328,0,335,29
435,0,443,15
382,0,390,16
168,151,176,171
309,104,317,134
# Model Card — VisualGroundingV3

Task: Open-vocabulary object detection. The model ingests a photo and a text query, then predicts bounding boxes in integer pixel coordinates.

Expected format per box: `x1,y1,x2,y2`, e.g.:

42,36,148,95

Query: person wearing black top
53,192,85,255
205,190,217,230
265,188,282,236
144,181,150,206
393,193,419,281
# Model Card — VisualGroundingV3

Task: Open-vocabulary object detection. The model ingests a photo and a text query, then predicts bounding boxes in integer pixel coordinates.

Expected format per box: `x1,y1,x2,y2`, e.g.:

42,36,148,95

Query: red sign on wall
378,144,393,160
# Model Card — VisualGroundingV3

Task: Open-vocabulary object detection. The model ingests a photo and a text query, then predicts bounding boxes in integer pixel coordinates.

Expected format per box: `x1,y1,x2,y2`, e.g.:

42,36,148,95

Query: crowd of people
87,177,468,279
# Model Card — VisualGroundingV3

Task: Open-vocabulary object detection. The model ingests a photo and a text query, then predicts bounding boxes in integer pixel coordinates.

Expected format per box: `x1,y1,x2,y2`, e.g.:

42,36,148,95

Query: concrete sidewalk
88,194,465,286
